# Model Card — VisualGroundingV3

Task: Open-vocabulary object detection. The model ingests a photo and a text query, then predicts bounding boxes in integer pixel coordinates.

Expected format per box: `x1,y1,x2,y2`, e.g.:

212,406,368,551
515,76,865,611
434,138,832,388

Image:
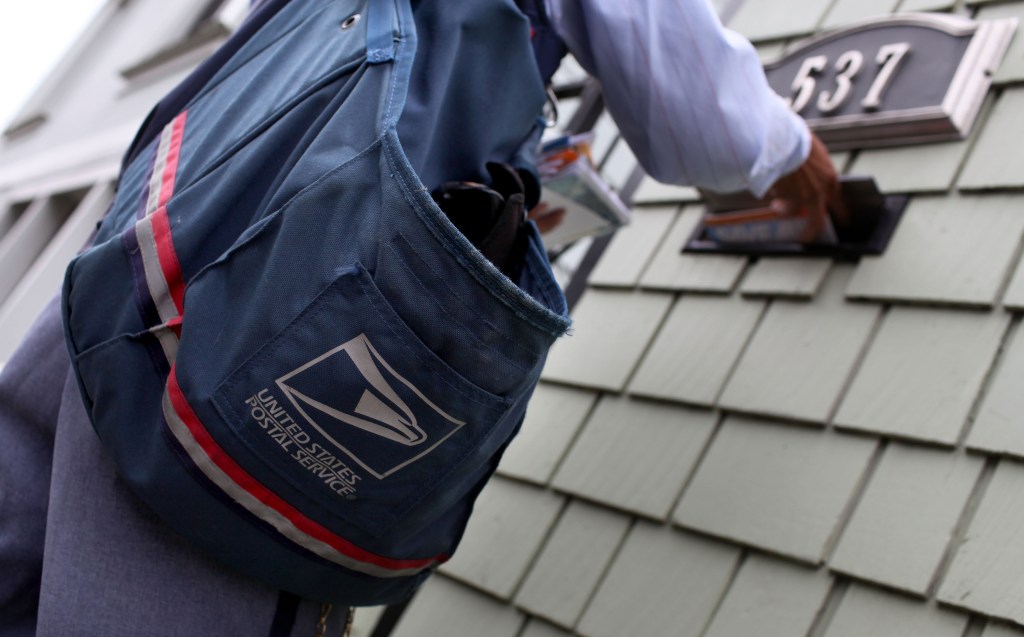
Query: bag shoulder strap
513,0,568,85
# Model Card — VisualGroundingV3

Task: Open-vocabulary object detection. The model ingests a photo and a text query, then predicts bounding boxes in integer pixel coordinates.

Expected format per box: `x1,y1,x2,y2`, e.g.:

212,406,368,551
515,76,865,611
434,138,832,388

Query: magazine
537,134,631,250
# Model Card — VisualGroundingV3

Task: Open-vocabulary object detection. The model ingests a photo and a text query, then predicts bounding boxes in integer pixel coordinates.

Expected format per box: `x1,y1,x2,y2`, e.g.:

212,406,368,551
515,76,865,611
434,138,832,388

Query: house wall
391,1,1024,636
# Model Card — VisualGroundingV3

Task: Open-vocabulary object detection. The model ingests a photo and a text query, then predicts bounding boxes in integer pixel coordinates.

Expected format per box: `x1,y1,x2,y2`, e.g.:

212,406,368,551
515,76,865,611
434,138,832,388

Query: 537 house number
784,42,911,114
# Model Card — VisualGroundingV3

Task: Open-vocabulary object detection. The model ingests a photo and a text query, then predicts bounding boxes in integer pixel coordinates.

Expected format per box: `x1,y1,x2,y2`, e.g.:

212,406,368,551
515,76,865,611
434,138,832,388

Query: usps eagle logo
275,334,465,479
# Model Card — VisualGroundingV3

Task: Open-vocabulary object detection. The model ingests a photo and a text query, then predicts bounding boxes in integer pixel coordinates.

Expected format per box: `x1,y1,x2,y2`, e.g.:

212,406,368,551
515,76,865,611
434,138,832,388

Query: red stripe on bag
166,315,183,338
158,112,188,210
165,368,445,573
150,206,187,316
149,111,189,316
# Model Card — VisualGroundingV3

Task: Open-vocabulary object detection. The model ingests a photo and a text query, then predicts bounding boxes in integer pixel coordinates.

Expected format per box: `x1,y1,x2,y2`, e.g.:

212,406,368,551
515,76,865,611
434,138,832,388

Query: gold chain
343,607,355,637
312,603,355,637
313,603,332,637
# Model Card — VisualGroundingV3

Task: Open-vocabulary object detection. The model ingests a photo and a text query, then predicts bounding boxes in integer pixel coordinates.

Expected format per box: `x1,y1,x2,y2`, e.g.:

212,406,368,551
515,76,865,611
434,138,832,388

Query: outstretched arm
545,0,812,197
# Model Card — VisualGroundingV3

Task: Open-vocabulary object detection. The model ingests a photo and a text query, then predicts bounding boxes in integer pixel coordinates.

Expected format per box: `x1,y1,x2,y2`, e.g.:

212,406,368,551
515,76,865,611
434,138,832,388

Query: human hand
767,131,846,239
528,202,566,235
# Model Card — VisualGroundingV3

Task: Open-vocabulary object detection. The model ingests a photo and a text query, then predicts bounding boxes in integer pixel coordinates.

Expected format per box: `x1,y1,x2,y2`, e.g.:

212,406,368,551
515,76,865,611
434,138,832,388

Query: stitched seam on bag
354,269,510,409
74,332,167,414
210,389,400,538
174,57,366,202
74,331,137,363
186,141,383,289
211,261,500,410
381,134,570,336
210,265,504,415
380,33,400,132
383,240,530,375
183,3,336,112
210,273,340,403
393,231,540,357
385,144,532,323
390,233,540,363
270,136,382,219
379,2,413,131
523,235,569,318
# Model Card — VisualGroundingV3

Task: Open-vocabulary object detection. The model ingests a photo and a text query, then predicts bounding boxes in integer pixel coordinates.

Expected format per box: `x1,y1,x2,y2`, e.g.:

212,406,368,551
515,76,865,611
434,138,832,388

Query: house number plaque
763,13,1017,149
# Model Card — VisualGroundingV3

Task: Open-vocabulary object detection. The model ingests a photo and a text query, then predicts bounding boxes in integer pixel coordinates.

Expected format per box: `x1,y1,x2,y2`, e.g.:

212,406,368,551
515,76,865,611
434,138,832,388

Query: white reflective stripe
146,123,175,217
160,390,426,578
134,215,179,324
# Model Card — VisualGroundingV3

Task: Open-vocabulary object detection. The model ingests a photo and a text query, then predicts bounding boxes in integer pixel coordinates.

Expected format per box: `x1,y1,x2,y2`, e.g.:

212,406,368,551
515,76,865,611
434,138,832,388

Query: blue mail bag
61,0,570,605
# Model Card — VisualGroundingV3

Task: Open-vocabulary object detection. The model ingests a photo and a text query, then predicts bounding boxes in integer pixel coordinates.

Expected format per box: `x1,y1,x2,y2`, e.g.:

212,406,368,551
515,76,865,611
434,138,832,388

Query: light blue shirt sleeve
545,0,811,197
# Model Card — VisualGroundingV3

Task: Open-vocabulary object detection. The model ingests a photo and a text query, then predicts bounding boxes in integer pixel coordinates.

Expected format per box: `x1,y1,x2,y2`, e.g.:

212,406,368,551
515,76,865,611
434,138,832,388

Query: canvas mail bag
61,0,570,606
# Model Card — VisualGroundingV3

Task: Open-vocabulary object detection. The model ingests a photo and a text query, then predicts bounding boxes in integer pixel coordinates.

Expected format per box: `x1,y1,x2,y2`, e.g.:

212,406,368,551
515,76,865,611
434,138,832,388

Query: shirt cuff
747,102,812,198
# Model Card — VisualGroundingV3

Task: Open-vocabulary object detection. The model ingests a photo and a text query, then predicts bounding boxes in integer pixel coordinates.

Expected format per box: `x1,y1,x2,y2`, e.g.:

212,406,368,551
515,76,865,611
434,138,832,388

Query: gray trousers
0,299,348,636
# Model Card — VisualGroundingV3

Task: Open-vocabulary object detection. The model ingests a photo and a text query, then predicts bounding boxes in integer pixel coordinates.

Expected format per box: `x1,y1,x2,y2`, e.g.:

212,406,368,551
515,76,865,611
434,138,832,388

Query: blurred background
0,2,106,130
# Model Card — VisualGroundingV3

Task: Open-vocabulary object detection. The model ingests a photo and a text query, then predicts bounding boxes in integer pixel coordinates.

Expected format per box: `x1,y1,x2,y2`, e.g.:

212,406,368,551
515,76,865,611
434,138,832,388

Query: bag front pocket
209,262,512,538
